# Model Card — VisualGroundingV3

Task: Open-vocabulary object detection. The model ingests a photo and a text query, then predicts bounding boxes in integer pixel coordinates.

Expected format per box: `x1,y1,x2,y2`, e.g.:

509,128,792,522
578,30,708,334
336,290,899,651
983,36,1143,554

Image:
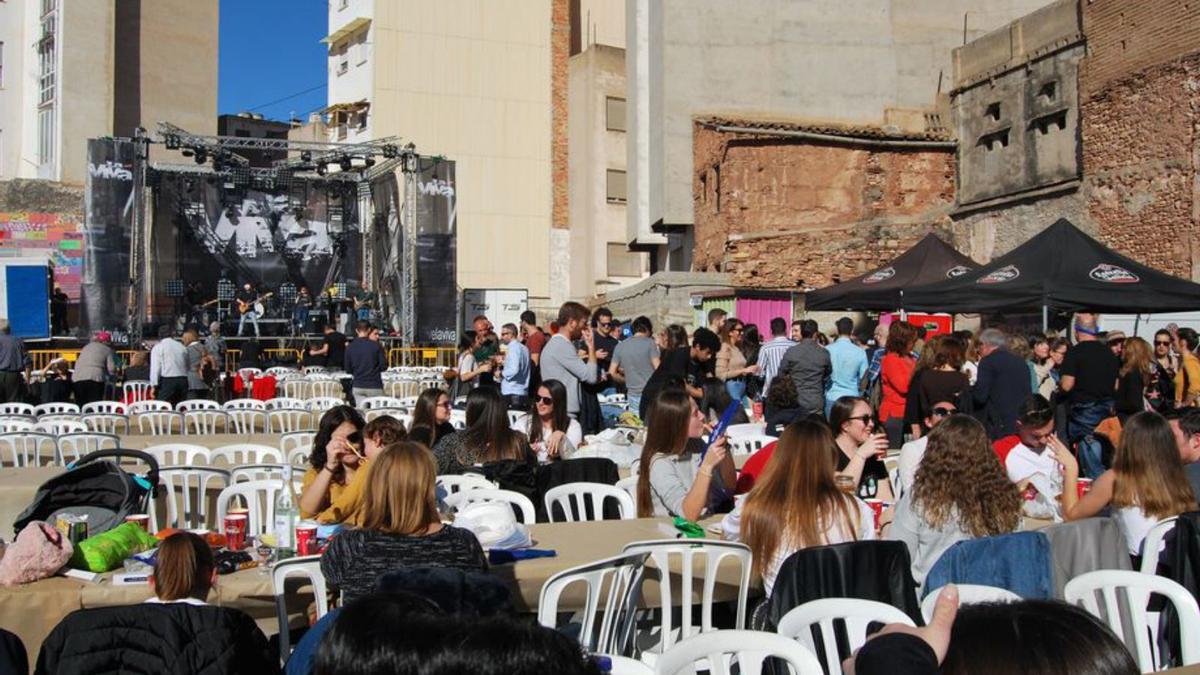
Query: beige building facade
0,0,217,185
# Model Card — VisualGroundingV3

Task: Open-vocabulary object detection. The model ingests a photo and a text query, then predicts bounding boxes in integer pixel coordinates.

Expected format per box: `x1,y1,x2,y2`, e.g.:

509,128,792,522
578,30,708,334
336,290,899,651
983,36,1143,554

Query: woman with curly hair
888,413,1022,589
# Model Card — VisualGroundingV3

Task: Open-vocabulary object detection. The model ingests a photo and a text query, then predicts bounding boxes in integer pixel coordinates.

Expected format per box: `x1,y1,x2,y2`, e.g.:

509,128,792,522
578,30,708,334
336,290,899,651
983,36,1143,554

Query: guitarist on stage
236,282,261,338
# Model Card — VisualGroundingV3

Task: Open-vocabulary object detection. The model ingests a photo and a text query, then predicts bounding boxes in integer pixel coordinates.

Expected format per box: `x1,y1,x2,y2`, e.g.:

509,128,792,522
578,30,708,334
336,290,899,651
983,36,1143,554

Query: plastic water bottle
273,467,299,559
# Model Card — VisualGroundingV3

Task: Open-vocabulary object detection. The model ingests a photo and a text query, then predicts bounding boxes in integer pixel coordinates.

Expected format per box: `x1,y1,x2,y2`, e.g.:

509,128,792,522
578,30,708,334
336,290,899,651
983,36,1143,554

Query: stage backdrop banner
81,138,136,335
414,159,457,344
151,177,361,322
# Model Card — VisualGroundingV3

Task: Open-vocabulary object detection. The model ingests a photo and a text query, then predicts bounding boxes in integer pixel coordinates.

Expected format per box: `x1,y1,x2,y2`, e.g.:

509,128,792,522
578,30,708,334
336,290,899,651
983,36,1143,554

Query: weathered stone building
691,117,957,289
693,0,1200,289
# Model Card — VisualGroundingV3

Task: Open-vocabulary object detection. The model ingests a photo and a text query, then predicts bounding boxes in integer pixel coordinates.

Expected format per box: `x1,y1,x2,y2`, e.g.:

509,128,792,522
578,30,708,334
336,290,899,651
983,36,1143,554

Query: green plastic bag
69,522,158,573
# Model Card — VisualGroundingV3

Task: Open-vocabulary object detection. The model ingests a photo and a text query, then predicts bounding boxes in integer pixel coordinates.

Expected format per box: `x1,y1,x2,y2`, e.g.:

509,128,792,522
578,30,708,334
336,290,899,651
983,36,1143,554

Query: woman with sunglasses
514,379,582,462
1151,329,1179,410
830,396,893,501
408,388,456,448
716,319,759,403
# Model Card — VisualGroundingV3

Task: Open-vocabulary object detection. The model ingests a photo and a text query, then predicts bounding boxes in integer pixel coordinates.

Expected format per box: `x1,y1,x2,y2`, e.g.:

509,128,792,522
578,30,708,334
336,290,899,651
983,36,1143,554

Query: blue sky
218,0,328,122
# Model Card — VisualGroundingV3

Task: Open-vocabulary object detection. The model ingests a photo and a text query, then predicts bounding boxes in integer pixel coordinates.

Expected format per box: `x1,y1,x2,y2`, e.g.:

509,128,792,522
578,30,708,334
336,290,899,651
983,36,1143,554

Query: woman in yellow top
300,409,410,524
1174,327,1200,407
299,406,365,522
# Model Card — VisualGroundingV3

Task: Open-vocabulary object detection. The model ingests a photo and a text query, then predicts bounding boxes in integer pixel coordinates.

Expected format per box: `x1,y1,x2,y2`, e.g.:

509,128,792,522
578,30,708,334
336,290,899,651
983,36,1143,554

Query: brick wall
692,122,956,288
1081,0,1200,98
1082,53,1200,278
551,0,571,230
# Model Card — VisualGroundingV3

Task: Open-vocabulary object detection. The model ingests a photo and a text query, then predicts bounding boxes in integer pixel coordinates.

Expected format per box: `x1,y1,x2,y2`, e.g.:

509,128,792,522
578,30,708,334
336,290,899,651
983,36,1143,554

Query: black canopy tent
902,219,1200,324
804,233,978,311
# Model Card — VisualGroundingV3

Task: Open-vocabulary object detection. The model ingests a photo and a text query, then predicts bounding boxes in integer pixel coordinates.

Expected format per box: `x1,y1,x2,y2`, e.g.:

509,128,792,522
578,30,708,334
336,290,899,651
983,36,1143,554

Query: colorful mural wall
0,212,85,301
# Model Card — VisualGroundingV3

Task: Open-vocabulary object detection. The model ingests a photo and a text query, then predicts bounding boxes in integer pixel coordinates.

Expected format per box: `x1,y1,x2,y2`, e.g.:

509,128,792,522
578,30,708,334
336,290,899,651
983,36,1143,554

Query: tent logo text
1089,264,1140,284
863,267,895,285
978,265,1020,284
946,265,971,278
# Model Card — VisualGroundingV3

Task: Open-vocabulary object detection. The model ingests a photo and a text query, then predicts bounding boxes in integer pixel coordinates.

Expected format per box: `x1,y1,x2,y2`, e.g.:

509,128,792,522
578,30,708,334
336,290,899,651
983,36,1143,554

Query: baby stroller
12,449,159,540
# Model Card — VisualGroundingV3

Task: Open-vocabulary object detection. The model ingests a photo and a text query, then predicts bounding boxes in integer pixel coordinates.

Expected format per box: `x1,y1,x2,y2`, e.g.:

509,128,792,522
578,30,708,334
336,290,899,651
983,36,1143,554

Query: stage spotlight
364,157,375,168
194,149,207,164
181,148,194,158
316,163,327,176
340,157,352,172
301,151,312,162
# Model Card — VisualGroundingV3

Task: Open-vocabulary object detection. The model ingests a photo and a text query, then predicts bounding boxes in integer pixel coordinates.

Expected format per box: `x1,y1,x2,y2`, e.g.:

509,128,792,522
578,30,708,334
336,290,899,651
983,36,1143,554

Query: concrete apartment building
217,113,292,168
0,0,218,185
625,0,1054,273
318,0,563,310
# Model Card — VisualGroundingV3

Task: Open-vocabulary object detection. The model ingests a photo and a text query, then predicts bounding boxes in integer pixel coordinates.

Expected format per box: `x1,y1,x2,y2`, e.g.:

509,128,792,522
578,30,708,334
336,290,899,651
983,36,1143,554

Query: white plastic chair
176,399,220,412
268,408,312,434
449,409,467,430
281,379,311,399
136,411,184,435
212,443,285,466
616,475,639,499
82,413,129,435
1065,569,1200,671
129,400,172,415
226,409,266,435
266,366,297,378
921,584,1020,623
34,402,81,417
56,432,120,465
443,488,535,523
623,540,754,658
723,423,766,440
82,401,127,416
602,655,654,675
230,463,292,484
308,380,343,398
360,396,406,411
144,443,211,467
216,479,287,536
727,434,775,457
273,555,331,661
281,432,316,467
0,417,33,433
302,366,326,375
435,474,497,495
122,380,153,402
538,551,649,655
364,407,408,423
0,432,59,467
0,403,36,417
655,629,823,675
184,409,229,435
33,419,88,435
1139,516,1179,575
776,598,915,675
544,482,636,522
159,467,230,530
305,396,344,412
264,397,306,411
223,398,266,412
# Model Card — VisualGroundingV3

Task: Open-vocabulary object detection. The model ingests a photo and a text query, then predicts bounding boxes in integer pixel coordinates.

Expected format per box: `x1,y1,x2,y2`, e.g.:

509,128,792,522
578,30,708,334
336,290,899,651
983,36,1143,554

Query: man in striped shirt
756,317,796,396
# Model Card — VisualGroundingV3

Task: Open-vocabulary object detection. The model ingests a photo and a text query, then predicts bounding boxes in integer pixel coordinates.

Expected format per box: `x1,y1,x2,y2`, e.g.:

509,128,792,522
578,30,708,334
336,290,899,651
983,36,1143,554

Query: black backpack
13,449,159,539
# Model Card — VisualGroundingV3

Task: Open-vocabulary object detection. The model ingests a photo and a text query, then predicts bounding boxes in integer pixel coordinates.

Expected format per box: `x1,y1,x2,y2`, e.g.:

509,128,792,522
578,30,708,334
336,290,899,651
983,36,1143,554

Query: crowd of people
7,303,1200,674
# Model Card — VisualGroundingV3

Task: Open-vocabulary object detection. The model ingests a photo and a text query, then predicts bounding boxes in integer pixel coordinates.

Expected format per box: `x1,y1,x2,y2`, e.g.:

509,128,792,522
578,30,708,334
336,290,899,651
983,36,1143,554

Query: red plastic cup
124,514,150,531
865,499,885,529
223,514,247,551
295,522,318,556
1076,478,1093,500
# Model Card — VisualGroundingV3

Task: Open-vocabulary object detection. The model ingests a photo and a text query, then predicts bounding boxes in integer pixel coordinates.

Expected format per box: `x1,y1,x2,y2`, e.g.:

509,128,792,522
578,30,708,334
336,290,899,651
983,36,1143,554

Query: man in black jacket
973,328,1032,439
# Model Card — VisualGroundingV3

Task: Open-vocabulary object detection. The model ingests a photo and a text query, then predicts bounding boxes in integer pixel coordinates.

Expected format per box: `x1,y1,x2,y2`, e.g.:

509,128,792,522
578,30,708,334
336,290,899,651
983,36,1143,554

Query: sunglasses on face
931,407,955,417
537,396,554,405
1157,341,1173,346
848,414,873,424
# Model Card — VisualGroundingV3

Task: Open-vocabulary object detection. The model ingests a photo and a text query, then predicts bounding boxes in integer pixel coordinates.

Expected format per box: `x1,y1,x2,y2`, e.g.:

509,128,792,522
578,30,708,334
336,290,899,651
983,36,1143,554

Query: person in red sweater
880,322,919,448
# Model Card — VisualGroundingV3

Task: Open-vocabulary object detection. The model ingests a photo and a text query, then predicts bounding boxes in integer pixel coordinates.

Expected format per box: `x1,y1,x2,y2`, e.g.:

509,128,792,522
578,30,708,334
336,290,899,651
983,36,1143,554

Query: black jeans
156,377,188,405
0,372,21,403
74,380,106,406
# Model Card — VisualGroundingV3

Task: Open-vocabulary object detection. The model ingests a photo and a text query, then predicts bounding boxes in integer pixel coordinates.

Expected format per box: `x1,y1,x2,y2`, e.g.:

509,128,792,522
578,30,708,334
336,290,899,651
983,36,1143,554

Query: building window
339,0,348,9
38,106,54,166
41,0,56,16
1038,81,1058,103
606,169,627,203
985,102,1001,121
337,58,348,75
607,243,643,277
606,97,626,132
38,10,56,105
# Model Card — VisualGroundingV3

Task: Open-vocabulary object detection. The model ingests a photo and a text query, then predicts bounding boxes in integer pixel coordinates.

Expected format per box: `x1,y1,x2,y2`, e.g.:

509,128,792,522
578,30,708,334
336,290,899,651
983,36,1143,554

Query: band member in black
293,286,312,335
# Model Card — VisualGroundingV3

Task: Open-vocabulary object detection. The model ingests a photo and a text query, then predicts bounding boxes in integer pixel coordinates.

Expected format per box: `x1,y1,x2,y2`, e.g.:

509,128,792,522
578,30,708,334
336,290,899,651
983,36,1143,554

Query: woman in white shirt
1063,410,1198,557
722,419,874,595
512,379,582,461
636,388,735,520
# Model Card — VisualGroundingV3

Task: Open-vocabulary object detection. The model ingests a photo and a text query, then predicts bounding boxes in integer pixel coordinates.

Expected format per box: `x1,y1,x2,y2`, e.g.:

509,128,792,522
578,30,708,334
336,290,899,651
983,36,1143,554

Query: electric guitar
237,292,274,315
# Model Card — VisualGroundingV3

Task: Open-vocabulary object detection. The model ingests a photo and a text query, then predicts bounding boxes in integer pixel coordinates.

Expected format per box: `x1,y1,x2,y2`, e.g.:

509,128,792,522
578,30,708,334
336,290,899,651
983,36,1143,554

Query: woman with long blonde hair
1115,336,1154,422
320,442,487,602
722,420,874,593
1064,411,1197,557
889,414,1023,588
